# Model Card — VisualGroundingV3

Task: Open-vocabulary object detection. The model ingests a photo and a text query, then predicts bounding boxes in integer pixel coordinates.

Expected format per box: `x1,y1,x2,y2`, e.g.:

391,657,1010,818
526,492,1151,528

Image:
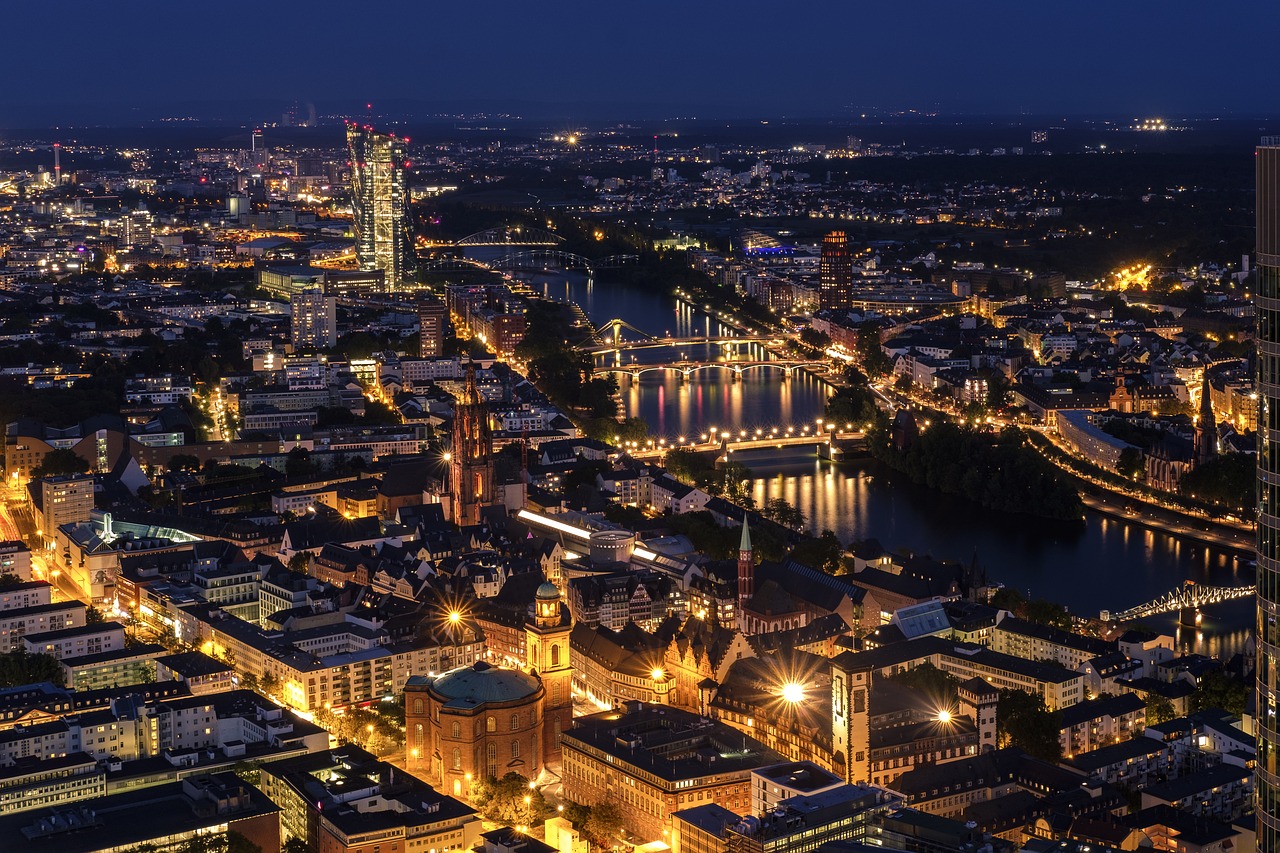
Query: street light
780,682,804,704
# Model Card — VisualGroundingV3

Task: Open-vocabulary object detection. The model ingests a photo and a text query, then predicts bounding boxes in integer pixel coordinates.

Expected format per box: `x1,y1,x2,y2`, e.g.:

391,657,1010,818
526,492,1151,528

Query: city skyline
5,2,1280,126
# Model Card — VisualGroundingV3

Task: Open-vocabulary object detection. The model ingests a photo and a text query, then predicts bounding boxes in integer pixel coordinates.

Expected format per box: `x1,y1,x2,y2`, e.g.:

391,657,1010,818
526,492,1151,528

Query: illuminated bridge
626,430,866,460
1102,581,1256,623
455,226,565,247
594,360,829,381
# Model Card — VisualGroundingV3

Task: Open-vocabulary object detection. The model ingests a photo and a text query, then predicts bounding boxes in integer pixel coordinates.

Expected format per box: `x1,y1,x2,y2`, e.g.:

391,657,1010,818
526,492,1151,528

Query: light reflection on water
531,272,1255,658
742,452,1253,657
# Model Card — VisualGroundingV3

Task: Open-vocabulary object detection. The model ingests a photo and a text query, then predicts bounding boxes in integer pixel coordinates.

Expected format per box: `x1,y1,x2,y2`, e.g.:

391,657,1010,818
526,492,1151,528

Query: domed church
405,582,572,795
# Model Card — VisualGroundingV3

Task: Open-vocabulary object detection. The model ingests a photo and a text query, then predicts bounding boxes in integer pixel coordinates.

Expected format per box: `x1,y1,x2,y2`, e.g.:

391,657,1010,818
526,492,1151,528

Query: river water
529,273,1255,654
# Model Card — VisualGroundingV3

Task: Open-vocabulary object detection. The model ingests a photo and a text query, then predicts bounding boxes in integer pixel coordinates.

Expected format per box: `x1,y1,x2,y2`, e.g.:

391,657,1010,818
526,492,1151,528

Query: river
529,272,1256,655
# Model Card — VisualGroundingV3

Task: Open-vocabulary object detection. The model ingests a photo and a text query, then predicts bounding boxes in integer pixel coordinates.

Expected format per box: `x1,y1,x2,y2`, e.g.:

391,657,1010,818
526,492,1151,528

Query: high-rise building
418,297,447,357
820,230,853,311
449,363,494,526
290,287,336,351
1257,138,1280,851
40,474,94,539
346,123,414,285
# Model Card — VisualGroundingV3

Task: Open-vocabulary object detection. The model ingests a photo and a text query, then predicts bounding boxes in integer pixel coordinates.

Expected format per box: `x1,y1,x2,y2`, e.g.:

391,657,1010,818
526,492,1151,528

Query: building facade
419,297,448,357
819,231,852,311
291,287,337,351
1256,137,1280,852
346,123,413,285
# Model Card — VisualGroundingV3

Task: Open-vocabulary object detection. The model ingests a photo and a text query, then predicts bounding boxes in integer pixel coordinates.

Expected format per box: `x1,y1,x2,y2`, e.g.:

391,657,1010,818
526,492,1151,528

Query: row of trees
872,421,1084,522
514,301,646,443
313,704,405,755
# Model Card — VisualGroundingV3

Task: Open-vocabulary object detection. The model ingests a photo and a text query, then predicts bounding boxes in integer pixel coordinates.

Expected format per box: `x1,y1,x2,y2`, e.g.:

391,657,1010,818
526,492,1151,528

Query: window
510,713,519,731
412,698,424,715
450,721,461,739
551,644,560,667
452,748,461,770
487,716,496,732
512,740,520,759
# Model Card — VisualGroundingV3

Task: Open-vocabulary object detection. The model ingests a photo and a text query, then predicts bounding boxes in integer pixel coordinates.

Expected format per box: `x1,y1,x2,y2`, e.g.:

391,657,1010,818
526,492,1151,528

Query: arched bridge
489,250,639,275
587,334,784,354
595,360,830,381
1102,581,1255,623
455,226,564,246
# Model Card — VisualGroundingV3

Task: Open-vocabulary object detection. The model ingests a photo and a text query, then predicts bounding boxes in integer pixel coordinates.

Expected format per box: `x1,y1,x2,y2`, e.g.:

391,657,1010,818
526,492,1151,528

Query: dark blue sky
9,1,1280,123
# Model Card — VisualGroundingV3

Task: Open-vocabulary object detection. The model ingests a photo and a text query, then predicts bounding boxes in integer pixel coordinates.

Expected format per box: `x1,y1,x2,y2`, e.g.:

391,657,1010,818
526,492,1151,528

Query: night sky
8,1,1280,124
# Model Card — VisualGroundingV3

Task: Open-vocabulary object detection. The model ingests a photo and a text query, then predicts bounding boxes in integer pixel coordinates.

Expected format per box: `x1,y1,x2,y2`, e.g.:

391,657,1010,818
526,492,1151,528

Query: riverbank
1079,490,1255,558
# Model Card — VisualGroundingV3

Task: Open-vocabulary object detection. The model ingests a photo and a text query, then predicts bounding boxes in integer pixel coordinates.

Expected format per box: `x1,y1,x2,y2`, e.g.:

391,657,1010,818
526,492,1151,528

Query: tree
471,772,550,826
791,530,844,574
584,801,625,848
85,605,104,624
0,649,65,688
285,446,320,479
1190,671,1248,717
825,385,879,429
175,831,261,853
1145,694,1176,726
1179,453,1255,513
799,328,831,351
167,453,202,472
996,689,1062,762
889,663,958,710
282,840,309,853
761,497,805,529
856,323,891,377
1116,446,1145,480
0,573,24,589
260,671,279,696
31,448,90,480
287,552,311,575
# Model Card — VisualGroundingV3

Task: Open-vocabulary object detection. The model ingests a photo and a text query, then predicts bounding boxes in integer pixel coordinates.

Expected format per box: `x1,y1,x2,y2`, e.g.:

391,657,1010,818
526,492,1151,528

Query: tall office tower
346,122,414,286
449,363,494,527
820,230,853,311
418,297,447,357
291,287,337,351
1258,138,1280,852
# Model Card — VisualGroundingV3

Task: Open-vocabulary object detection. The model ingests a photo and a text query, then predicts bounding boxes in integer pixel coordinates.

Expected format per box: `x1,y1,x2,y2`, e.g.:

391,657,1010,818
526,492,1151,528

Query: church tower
736,518,754,633
450,362,494,526
1195,369,1218,467
527,581,572,763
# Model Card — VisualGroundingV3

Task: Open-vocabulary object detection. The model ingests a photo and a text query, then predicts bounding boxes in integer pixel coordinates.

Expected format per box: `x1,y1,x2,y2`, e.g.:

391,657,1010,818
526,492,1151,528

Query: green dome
430,661,540,709
536,581,560,600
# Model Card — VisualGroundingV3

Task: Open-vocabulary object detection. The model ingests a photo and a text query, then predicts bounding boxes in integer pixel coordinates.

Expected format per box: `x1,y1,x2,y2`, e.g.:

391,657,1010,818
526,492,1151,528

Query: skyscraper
347,123,414,285
1257,137,1280,851
820,230,853,311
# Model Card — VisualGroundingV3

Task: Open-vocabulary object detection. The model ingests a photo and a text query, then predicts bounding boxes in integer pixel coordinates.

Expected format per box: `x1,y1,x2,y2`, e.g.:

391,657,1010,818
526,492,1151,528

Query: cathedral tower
527,581,572,762
450,362,494,526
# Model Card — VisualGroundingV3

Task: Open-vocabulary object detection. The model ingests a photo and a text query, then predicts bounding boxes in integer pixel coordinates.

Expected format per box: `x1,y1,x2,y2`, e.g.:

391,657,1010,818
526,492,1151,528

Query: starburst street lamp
780,682,804,704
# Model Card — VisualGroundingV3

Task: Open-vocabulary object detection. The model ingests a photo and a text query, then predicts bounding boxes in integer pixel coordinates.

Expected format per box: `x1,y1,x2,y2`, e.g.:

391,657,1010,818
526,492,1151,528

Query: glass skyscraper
1258,138,1280,849
346,123,414,285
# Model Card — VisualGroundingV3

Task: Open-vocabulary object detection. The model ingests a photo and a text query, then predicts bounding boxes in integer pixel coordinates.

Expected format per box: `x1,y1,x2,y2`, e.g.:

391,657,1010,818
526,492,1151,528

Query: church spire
737,517,754,633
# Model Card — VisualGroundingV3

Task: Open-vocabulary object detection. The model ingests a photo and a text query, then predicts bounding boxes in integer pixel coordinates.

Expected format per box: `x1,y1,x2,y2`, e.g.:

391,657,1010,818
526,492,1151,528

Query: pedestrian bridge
1102,581,1255,622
